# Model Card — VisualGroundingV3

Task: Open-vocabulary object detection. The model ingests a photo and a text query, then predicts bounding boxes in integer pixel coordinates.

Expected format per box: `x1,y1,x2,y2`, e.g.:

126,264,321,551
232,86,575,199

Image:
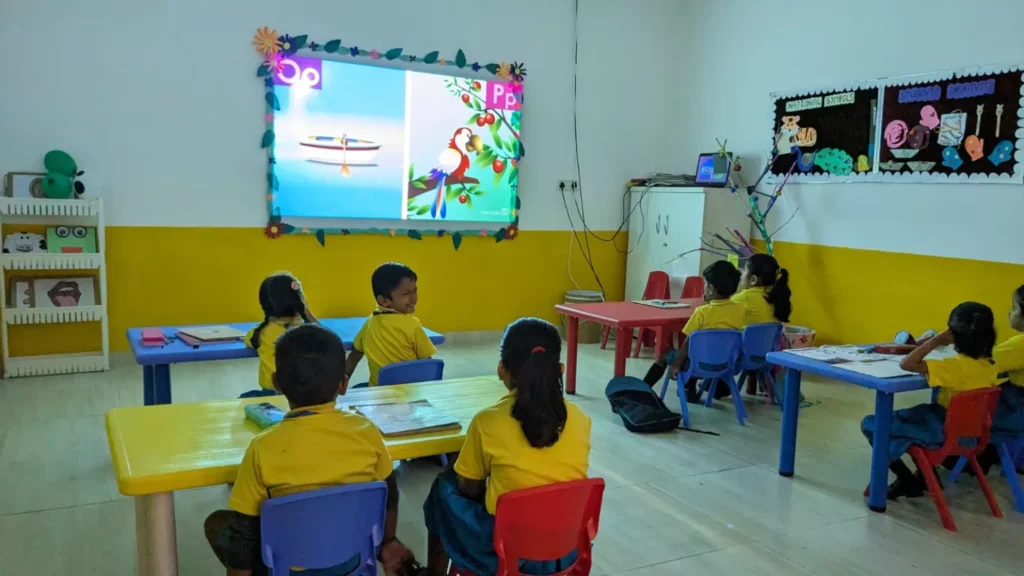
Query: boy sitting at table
346,262,437,387
205,324,421,576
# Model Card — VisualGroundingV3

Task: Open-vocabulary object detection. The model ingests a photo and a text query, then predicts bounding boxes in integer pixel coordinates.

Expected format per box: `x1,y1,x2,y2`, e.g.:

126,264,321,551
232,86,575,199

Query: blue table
127,318,445,406
767,350,928,513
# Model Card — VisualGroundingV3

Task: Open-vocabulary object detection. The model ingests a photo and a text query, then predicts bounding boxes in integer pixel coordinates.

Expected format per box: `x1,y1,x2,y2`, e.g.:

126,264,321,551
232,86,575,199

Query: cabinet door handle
655,214,661,234
664,214,669,236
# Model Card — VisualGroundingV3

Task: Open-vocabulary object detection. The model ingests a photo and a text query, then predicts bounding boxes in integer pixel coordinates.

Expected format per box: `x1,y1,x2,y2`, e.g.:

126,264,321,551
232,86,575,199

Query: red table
555,299,702,393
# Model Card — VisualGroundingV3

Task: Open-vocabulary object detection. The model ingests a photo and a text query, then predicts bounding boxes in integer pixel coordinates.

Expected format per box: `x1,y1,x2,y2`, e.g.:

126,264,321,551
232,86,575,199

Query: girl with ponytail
241,272,318,397
733,253,792,324
423,318,591,576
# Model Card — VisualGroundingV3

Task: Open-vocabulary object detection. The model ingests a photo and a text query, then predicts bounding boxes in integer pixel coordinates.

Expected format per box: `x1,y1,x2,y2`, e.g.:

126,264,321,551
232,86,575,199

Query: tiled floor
1,338,1022,575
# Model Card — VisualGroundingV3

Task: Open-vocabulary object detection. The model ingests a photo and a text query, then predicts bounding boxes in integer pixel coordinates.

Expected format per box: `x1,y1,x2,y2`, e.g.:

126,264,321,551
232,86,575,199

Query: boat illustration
299,135,382,166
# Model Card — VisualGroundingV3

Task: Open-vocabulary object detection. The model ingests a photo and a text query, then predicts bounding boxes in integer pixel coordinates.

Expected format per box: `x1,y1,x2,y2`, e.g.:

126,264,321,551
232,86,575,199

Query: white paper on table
785,345,887,363
831,359,916,378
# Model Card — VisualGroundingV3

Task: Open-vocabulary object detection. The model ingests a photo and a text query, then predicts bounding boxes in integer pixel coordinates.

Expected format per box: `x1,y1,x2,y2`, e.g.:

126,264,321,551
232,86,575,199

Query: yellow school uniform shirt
993,333,1024,387
731,287,776,325
246,317,304,390
228,402,393,516
681,298,746,335
925,354,1000,408
454,393,591,515
353,309,437,386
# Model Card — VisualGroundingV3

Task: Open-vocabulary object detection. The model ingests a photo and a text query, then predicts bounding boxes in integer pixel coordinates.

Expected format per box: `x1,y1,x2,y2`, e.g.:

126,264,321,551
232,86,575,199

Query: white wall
676,0,1024,265
0,0,687,231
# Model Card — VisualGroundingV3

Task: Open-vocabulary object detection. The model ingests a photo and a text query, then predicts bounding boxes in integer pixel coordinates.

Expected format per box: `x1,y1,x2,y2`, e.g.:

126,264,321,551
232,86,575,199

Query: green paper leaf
518,141,526,158
423,51,439,64
515,196,522,210
494,228,506,243
407,230,423,240
452,232,462,251
257,63,271,77
315,229,326,247
282,223,296,233
265,92,280,111
411,180,427,190
267,172,279,191
324,39,341,53
415,205,431,215
513,215,520,226
292,35,308,50
455,50,467,68
261,130,275,149
485,64,500,75
385,48,403,60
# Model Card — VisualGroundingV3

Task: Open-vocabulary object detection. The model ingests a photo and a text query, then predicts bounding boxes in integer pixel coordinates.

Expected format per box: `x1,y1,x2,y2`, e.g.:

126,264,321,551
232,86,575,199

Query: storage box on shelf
0,198,109,377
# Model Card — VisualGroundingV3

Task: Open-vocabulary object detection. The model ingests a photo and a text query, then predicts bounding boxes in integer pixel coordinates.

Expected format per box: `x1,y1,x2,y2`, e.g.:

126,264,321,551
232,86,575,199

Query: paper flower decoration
510,82,524,94
496,62,512,80
505,224,519,240
510,62,527,82
301,227,310,234
472,62,481,72
264,222,283,239
480,228,488,237
408,55,417,62
370,49,381,60
264,113,274,124
264,53,284,74
263,77,274,87
308,41,319,51
279,34,298,55
266,193,275,202
438,59,447,66
349,46,360,57
253,27,282,55
389,229,397,237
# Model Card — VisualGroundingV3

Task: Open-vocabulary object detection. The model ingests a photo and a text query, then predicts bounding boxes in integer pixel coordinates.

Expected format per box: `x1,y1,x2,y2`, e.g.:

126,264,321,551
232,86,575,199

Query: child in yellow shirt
242,272,318,398
205,324,420,576
346,263,436,386
423,318,591,576
641,260,744,403
861,302,998,500
732,253,792,325
991,285,1024,445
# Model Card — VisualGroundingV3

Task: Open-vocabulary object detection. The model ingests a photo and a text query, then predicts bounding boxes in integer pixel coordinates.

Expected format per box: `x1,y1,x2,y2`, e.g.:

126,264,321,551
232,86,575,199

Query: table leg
135,492,178,576
154,364,172,405
778,368,802,477
868,391,895,513
143,365,155,406
565,316,579,395
613,326,629,378
654,326,668,360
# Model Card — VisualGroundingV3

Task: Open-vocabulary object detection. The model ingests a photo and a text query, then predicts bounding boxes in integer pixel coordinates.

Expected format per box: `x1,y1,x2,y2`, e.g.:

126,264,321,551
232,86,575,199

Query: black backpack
605,376,682,433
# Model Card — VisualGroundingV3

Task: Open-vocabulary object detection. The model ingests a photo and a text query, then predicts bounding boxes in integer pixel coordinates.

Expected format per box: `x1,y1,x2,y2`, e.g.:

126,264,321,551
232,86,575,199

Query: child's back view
347,262,437,386
244,272,318,397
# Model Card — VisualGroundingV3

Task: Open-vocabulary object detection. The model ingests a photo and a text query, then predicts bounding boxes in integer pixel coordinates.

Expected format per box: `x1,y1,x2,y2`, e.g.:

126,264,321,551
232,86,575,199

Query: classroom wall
0,0,688,354
677,0,1024,343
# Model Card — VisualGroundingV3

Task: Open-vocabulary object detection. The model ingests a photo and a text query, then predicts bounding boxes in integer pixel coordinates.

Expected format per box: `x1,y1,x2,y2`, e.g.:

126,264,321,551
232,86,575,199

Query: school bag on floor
605,376,681,433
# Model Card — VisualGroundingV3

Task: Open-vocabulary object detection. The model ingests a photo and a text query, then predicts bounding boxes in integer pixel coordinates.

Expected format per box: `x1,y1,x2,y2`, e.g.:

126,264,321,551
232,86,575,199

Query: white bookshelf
0,198,109,377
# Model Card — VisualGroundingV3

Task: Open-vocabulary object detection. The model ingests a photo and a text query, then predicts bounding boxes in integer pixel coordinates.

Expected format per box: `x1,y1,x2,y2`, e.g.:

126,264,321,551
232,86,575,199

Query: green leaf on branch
385,48,403,60
261,130,275,148
265,92,280,111
415,205,431,215
257,63,271,77
292,35,308,50
493,169,504,189
468,113,481,126
315,229,326,247
465,195,474,209
408,163,415,181
485,63,499,74
452,232,463,250
411,180,427,189
490,122,502,147
445,185,459,201
407,230,423,240
324,39,342,53
422,51,439,64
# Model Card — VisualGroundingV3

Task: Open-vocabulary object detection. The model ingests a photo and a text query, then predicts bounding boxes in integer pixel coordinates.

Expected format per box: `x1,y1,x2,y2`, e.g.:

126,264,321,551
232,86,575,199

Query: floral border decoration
254,27,525,250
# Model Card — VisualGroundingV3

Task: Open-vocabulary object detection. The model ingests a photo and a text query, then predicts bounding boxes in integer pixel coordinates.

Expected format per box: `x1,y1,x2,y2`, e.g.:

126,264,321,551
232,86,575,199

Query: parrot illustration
429,128,474,219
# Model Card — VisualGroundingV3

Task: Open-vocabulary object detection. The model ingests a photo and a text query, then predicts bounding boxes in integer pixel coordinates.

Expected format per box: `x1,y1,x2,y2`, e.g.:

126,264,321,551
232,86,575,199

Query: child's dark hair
500,318,567,449
250,273,307,348
745,254,792,322
948,302,996,359
1016,285,1024,304
372,262,417,300
275,324,346,407
702,260,741,298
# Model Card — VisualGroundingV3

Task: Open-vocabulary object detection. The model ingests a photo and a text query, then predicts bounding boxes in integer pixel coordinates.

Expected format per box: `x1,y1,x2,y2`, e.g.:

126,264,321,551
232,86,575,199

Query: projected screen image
270,56,522,223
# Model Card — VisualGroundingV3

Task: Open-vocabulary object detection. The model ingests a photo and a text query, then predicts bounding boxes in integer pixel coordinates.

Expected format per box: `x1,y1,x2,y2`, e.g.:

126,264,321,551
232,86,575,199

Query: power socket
558,180,578,193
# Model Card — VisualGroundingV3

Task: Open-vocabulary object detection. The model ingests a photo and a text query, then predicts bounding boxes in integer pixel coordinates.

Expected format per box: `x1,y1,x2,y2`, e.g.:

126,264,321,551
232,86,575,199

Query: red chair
681,275,704,299
449,478,606,576
907,388,1003,532
600,271,669,354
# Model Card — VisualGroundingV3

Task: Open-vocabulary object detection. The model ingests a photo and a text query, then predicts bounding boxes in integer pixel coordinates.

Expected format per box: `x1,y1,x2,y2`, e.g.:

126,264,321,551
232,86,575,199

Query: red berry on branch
472,81,481,90
476,116,486,127
493,159,505,173
484,113,495,125
458,194,468,204
461,94,471,103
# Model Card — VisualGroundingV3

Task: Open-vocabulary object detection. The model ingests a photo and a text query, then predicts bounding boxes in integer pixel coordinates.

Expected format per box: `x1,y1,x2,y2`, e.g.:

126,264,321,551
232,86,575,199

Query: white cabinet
625,187,749,301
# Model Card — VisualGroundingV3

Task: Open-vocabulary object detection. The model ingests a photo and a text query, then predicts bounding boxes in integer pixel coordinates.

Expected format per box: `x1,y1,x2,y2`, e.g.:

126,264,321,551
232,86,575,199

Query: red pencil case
141,328,168,347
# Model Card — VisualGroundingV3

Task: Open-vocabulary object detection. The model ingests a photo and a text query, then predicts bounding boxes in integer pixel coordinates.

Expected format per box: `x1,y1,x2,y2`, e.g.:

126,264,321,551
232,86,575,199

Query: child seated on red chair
205,324,420,576
641,260,744,403
861,302,999,500
242,272,319,398
346,262,436,387
422,318,591,576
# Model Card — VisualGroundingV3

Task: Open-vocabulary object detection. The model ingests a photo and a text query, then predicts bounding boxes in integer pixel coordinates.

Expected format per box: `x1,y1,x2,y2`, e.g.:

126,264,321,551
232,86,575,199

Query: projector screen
269,56,522,224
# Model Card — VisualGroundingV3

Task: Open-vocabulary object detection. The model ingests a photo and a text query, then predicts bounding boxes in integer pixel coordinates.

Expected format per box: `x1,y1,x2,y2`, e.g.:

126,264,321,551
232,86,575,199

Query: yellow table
105,376,507,576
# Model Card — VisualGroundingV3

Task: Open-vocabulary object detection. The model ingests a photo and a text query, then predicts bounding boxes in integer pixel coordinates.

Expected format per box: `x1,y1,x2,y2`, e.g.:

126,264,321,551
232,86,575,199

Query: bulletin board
766,63,1024,184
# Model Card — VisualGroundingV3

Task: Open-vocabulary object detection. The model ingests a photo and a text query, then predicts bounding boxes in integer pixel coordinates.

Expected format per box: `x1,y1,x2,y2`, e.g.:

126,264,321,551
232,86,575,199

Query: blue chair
261,482,387,576
377,359,445,386
736,323,784,407
660,329,744,426
948,437,1024,513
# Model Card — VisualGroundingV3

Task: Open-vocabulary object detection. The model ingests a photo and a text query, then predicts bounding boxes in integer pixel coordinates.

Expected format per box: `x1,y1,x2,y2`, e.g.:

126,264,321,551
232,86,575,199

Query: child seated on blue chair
205,324,421,576
346,262,437,387
985,285,1024,467
861,302,999,500
241,272,319,398
642,260,744,404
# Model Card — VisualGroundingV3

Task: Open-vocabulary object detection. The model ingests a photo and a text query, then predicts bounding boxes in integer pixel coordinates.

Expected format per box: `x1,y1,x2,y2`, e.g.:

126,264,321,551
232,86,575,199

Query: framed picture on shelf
2,231,47,254
46,226,97,253
31,276,99,308
4,172,46,198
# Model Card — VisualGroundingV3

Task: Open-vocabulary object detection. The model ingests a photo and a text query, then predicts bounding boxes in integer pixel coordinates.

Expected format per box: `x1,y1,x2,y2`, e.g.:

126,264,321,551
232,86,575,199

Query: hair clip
290,280,299,291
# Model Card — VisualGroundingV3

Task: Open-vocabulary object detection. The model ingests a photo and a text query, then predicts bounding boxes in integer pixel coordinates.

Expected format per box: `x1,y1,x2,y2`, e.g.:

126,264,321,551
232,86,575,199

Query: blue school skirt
423,470,576,576
861,403,947,461
992,383,1024,444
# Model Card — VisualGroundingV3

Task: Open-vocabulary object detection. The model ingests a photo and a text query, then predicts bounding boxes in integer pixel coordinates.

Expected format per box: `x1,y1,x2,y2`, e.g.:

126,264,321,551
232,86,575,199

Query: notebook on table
177,325,247,342
632,300,691,309
355,400,461,437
